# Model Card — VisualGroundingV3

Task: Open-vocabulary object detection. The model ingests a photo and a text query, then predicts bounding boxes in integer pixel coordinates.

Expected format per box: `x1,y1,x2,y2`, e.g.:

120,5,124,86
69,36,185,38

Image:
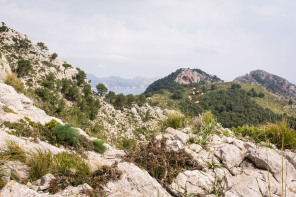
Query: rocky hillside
145,68,222,94
87,74,159,95
0,25,165,148
1,84,296,196
234,70,296,100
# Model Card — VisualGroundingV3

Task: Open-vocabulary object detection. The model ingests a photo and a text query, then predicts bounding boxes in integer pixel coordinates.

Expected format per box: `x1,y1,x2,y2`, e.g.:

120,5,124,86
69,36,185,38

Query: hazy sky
0,0,296,83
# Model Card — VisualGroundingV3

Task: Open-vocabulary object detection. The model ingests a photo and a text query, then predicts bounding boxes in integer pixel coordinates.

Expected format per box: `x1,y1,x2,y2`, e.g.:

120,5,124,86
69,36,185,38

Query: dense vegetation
150,81,296,129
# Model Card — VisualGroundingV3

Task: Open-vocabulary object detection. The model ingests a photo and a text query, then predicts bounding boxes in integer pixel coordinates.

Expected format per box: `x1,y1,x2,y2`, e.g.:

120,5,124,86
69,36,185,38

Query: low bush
125,138,200,188
121,138,136,150
162,112,187,129
93,139,107,154
53,124,80,146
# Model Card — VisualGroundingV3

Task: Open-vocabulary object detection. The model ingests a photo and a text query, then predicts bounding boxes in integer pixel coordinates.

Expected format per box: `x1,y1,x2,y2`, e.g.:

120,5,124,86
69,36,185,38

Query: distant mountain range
87,74,159,95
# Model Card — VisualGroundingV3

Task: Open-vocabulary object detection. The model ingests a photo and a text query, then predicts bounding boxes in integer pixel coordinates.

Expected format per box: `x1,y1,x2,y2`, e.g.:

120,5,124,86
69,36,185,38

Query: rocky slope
1,86,296,196
234,70,296,100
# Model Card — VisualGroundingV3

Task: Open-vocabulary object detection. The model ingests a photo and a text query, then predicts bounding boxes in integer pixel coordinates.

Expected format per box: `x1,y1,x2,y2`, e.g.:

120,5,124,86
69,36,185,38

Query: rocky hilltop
175,68,223,85
234,70,296,100
145,68,222,94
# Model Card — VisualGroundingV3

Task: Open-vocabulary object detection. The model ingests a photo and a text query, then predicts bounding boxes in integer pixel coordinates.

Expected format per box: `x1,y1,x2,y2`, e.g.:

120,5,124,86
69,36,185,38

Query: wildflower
195,101,199,104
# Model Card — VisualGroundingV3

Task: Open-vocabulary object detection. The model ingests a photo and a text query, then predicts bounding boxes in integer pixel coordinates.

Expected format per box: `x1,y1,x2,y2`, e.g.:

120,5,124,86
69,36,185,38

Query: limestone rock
38,174,56,191
104,162,171,197
0,83,62,124
246,147,296,189
165,127,189,144
214,144,245,169
2,161,30,182
170,170,215,196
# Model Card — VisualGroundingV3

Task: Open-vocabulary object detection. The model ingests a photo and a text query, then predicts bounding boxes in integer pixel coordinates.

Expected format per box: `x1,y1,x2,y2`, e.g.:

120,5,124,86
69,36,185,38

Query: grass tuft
4,72,25,93
162,112,187,129
27,149,54,180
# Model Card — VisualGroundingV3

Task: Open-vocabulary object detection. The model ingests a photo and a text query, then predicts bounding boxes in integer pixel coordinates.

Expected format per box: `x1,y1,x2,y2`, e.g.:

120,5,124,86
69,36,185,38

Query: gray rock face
234,69,296,100
104,162,171,197
1,161,30,182
0,83,62,124
175,68,222,85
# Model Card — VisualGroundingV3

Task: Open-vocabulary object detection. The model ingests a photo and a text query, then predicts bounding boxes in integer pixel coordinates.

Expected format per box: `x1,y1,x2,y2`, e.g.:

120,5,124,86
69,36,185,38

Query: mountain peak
175,68,222,85
234,70,296,100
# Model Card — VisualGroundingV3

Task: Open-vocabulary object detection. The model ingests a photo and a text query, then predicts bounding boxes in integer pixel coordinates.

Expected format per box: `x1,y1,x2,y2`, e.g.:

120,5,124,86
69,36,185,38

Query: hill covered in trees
146,69,296,129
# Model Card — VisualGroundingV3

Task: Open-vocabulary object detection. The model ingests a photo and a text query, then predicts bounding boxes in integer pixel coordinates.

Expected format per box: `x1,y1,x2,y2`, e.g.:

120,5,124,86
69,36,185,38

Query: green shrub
233,121,296,149
16,59,32,77
27,149,53,180
93,139,107,154
121,138,136,150
162,112,187,129
4,72,25,93
53,124,80,146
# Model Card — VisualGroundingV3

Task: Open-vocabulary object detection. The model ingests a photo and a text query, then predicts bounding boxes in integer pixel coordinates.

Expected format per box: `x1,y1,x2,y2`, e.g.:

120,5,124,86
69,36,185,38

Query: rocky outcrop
234,70,296,100
104,162,171,197
175,68,223,85
154,128,296,197
0,83,61,124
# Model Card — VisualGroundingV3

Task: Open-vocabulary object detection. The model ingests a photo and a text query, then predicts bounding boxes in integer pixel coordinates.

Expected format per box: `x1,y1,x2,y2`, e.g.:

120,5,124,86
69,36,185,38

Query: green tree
211,84,217,90
127,94,135,106
136,94,146,106
37,42,48,51
50,53,58,61
105,91,116,103
231,84,241,89
96,83,108,96
16,59,32,77
75,69,86,86
113,94,127,109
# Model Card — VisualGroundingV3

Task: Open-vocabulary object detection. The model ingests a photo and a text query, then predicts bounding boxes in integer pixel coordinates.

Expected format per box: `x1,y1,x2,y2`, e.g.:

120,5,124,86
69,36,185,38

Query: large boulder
104,162,171,197
246,147,296,190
